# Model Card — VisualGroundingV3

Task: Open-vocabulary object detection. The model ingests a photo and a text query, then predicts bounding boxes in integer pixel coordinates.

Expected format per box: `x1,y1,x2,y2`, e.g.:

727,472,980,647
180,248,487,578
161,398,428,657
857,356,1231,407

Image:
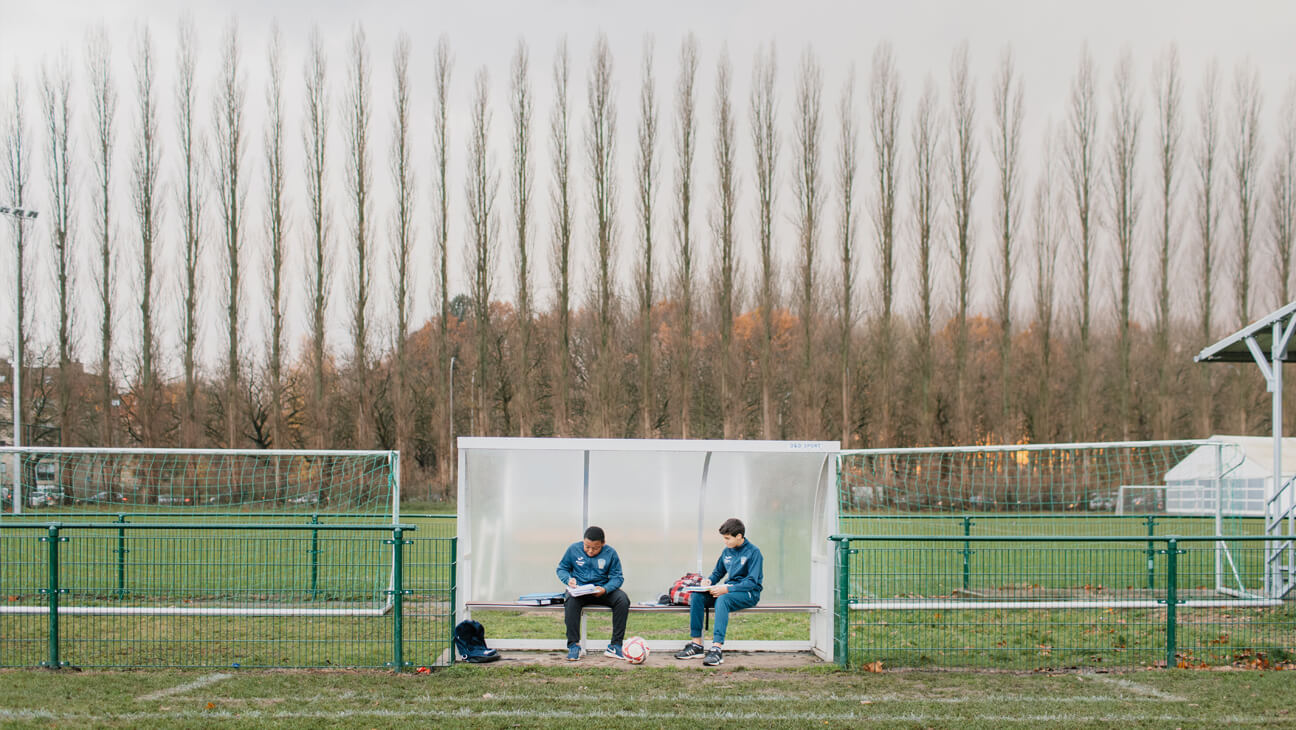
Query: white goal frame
0,446,402,618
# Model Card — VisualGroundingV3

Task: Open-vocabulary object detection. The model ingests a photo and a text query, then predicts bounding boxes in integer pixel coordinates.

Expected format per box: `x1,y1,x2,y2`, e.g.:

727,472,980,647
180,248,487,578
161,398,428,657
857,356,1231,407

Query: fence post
1164,538,1179,668
115,514,128,599
308,514,321,601
1145,516,1157,590
449,537,458,666
39,524,67,669
962,516,973,591
834,539,850,668
387,527,410,672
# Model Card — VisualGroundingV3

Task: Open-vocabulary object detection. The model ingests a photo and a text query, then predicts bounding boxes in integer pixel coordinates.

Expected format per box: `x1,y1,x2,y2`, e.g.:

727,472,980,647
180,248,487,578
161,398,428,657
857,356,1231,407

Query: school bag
453,619,501,663
668,572,704,605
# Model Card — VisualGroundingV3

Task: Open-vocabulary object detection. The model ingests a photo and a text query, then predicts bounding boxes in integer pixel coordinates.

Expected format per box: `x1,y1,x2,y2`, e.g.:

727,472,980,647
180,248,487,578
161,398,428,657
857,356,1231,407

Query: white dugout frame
456,437,839,659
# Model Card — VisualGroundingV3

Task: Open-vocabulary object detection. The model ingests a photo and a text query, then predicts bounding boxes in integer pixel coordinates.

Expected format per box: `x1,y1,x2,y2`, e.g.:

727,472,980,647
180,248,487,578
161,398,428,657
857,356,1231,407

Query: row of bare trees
4,25,1295,499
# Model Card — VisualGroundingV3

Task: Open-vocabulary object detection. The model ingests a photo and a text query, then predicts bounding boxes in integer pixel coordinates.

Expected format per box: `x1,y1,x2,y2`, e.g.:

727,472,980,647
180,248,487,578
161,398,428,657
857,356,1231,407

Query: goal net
0,447,402,618
2,447,398,520
1115,485,1168,515
838,439,1264,600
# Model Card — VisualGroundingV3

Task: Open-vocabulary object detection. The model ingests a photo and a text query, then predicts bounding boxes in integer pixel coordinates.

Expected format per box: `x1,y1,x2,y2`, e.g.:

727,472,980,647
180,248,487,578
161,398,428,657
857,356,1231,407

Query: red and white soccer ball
622,636,649,664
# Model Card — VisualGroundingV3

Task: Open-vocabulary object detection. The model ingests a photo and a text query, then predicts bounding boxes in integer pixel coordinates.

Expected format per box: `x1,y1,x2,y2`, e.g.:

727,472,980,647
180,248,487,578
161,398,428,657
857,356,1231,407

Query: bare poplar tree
634,37,659,437
5,70,32,451
432,36,453,468
792,47,823,437
87,26,118,446
1195,61,1221,435
673,35,699,438
550,39,573,436
910,77,940,443
836,66,859,447
390,32,415,462
1032,123,1062,440
510,39,534,437
40,55,75,445
345,24,374,447
264,24,287,449
1066,46,1097,439
712,47,738,439
212,20,246,448
586,35,618,438
131,26,162,447
870,43,901,444
1273,82,1296,304
750,41,778,439
990,47,1023,436
303,25,331,450
1232,62,1263,325
176,18,204,447
1152,45,1182,438
466,67,499,432
1108,49,1141,439
947,44,978,441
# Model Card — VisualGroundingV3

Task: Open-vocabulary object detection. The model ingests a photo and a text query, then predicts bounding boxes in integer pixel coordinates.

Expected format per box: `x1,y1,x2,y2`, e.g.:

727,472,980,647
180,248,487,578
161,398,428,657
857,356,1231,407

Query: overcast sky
3,0,1295,375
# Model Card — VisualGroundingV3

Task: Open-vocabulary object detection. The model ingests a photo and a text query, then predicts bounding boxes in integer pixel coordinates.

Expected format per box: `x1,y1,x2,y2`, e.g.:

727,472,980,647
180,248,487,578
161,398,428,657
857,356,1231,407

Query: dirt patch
487,649,824,669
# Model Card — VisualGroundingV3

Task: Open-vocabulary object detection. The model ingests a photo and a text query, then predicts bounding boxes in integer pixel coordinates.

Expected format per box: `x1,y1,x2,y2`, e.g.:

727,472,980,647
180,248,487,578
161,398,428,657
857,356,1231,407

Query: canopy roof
1165,436,1296,481
1196,300,1296,363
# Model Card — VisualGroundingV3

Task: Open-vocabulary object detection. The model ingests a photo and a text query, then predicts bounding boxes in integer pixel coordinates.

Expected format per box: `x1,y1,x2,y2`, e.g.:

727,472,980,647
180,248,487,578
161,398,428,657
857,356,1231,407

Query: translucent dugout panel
585,450,709,603
460,439,836,605
463,447,586,602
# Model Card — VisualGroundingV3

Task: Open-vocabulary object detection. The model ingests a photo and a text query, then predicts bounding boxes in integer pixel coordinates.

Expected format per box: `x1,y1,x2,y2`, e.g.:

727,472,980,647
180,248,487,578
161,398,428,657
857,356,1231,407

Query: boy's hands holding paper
566,578,605,597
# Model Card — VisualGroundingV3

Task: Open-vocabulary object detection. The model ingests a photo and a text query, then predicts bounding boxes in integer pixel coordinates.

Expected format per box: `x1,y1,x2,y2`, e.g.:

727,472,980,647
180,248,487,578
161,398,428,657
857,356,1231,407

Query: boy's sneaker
604,644,624,659
674,642,705,660
566,644,584,661
702,646,724,666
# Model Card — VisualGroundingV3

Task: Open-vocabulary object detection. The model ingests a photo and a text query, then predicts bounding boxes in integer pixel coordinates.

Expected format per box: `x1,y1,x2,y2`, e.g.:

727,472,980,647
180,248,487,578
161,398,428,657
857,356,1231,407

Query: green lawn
0,665,1293,729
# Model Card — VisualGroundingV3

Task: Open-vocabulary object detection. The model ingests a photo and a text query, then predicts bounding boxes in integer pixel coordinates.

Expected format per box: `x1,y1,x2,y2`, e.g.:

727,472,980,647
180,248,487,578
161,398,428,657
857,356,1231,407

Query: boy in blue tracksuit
674,517,762,667
555,525,630,661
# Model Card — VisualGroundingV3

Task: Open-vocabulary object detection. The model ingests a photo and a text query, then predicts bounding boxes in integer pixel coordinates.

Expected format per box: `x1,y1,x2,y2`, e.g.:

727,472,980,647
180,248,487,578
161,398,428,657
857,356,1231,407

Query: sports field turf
0,664,1293,728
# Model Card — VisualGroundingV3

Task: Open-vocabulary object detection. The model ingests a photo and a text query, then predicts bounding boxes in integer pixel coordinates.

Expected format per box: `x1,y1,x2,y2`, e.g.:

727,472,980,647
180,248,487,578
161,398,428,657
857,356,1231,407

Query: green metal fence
0,522,456,670
832,534,1296,670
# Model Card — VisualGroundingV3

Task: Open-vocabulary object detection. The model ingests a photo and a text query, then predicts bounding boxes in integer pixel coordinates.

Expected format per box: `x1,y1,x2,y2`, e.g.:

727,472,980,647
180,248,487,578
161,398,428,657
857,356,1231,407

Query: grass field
0,665,1293,729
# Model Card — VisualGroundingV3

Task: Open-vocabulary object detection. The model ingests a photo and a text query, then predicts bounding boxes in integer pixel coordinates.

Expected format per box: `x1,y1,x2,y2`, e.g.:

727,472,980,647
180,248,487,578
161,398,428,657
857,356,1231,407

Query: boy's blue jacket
556,542,624,592
708,539,763,596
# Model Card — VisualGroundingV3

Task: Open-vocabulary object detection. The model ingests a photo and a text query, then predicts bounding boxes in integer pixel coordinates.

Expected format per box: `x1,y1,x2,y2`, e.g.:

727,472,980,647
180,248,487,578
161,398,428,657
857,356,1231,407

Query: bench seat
466,601,821,612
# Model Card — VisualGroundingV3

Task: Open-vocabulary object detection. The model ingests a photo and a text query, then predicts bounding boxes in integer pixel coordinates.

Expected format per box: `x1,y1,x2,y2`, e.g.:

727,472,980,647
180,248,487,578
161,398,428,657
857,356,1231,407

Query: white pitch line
136,673,234,702
1086,675,1183,701
217,691,1140,705
0,708,1264,725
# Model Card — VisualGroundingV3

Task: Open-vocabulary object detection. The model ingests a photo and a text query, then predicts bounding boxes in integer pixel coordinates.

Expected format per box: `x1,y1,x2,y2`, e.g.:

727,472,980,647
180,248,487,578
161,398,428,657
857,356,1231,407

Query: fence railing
831,534,1296,671
0,522,456,671
838,514,1261,592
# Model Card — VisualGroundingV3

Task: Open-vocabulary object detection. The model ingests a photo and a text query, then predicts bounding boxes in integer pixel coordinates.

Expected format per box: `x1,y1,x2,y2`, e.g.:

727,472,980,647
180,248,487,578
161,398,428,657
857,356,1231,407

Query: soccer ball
622,636,649,664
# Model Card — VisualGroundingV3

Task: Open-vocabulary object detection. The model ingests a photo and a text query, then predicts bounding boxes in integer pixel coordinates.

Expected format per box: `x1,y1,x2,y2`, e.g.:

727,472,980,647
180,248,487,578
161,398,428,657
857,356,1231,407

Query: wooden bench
464,601,823,653
466,601,821,613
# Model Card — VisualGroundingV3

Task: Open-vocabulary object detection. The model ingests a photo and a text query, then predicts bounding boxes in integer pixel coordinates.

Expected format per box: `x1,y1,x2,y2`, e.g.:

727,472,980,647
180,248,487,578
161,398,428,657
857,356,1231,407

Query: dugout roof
1195,300,1296,363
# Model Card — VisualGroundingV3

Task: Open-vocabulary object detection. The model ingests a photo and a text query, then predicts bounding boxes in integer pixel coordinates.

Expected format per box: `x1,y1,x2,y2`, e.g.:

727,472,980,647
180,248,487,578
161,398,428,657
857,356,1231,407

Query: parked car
289,493,323,506
1088,491,1117,511
156,494,193,505
27,485,61,508
84,491,129,504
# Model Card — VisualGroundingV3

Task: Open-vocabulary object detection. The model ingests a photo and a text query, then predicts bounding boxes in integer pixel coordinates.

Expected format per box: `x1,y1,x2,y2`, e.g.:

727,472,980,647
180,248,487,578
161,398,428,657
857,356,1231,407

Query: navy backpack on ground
454,619,500,663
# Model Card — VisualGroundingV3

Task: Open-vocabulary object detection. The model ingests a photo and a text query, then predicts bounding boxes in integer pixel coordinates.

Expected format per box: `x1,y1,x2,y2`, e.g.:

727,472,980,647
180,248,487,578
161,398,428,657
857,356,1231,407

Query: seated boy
674,517,763,667
555,525,630,661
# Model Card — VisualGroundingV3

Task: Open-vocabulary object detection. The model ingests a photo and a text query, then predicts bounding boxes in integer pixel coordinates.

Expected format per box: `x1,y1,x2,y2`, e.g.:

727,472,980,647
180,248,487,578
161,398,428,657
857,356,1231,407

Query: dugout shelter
455,437,839,658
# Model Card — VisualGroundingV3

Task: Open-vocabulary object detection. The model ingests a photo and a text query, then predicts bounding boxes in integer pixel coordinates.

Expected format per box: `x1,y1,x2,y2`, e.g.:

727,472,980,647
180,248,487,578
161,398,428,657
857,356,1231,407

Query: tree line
3,21,1294,499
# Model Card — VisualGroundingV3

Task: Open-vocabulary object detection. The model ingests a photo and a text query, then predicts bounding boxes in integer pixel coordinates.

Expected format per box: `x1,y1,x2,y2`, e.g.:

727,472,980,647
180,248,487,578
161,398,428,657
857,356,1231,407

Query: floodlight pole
2,206,38,514
449,355,457,486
